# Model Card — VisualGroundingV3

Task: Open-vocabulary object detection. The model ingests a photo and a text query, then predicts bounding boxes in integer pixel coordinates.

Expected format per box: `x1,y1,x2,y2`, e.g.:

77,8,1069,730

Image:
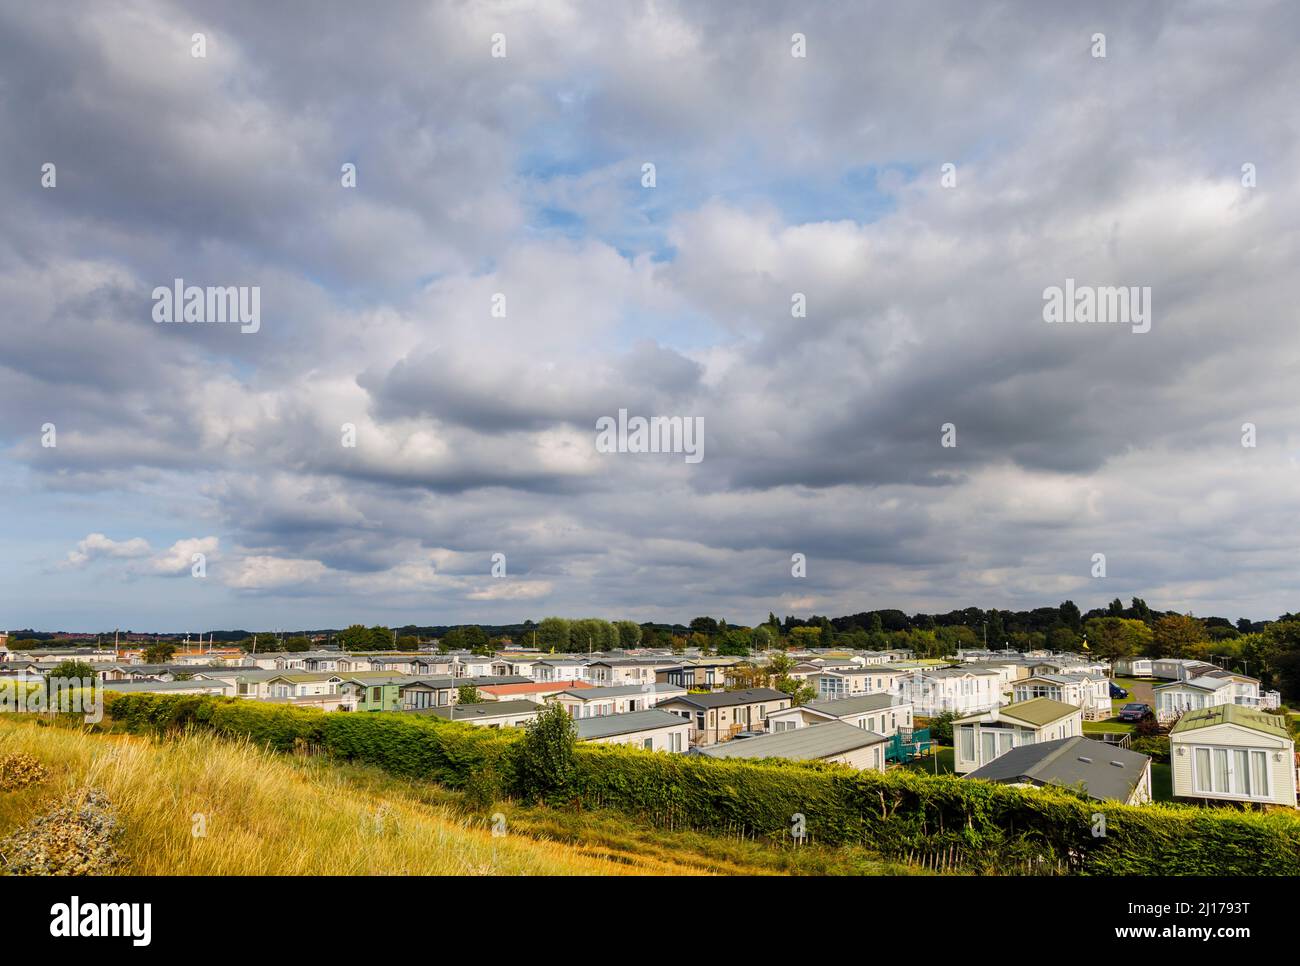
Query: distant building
418,700,541,728
655,688,790,744
765,693,913,735
953,698,1084,775
699,720,889,771
574,709,690,752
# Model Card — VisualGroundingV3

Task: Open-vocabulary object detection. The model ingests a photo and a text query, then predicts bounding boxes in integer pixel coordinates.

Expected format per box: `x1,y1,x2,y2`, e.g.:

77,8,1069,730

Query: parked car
1109,682,1129,699
1118,702,1152,722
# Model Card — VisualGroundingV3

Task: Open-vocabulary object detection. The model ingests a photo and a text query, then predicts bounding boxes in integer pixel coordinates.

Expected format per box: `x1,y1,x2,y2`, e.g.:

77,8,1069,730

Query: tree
1046,625,1080,652
788,626,822,649
614,620,642,647
1258,621,1300,695
462,625,489,654
1058,600,1082,633
1152,614,1206,659
571,618,617,653
46,660,96,687
457,684,482,704
776,676,816,706
513,702,577,803
689,616,720,637
338,625,373,650
284,636,312,652
536,617,571,652
751,625,775,651
727,662,765,689
144,641,176,664
440,627,467,651
763,651,815,705
716,627,754,657
396,635,419,651
986,610,1006,647
1082,617,1151,661
766,651,796,678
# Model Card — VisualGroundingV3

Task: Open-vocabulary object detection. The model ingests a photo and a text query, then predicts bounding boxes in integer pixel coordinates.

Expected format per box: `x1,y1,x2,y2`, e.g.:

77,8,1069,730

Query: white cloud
65,533,152,568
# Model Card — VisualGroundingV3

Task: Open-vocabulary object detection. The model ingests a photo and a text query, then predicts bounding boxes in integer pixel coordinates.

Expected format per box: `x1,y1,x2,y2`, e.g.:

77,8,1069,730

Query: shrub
1129,735,1170,762
1135,712,1163,737
926,710,956,744
511,703,577,803
0,753,49,791
0,788,123,875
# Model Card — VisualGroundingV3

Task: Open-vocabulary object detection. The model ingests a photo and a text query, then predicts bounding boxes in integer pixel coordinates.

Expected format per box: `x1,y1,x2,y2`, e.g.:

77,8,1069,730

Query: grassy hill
0,718,916,876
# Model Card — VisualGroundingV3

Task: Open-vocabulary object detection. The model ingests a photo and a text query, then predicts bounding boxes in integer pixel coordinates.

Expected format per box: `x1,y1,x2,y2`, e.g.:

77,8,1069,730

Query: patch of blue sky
759,162,917,225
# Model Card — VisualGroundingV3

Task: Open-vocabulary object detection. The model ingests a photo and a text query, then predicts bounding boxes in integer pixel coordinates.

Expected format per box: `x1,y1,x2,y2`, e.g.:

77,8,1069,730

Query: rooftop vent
1076,756,1093,764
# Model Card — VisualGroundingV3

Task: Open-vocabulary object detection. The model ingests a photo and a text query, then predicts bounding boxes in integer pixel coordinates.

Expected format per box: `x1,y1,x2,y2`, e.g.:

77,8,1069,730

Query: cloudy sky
2,0,1298,632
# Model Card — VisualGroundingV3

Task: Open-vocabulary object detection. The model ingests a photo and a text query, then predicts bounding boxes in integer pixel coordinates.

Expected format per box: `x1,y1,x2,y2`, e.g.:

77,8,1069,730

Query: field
0,718,919,876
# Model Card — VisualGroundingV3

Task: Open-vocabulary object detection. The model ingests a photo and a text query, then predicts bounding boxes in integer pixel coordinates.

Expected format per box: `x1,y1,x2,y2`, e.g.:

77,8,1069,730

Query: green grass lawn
898,745,955,775
1083,720,1136,734
1150,762,1173,802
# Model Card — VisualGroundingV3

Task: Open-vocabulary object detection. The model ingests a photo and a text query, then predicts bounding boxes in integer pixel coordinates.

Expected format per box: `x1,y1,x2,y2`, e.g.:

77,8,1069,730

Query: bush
512,703,577,803
1129,735,1170,762
0,788,123,875
926,710,956,744
1135,712,1163,737
0,753,49,791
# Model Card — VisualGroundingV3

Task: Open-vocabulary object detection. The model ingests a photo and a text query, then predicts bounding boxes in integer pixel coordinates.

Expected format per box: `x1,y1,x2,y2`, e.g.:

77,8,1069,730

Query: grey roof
660,687,788,710
586,657,679,667
965,737,1150,802
1018,673,1101,685
915,667,1003,678
198,668,280,681
801,693,905,718
560,683,683,700
398,675,531,689
101,680,229,693
575,709,689,740
700,720,887,761
420,700,541,720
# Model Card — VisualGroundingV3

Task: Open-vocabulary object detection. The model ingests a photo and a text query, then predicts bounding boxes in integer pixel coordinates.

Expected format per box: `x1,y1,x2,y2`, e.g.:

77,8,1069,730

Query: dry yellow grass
0,719,712,875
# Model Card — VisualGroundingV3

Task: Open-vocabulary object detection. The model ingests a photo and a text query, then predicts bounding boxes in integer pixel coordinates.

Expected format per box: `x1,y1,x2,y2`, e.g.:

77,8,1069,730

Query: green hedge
102,692,1300,874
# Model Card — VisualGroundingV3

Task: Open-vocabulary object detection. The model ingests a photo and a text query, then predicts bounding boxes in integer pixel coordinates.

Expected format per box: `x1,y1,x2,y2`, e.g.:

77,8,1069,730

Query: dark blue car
1109,682,1129,699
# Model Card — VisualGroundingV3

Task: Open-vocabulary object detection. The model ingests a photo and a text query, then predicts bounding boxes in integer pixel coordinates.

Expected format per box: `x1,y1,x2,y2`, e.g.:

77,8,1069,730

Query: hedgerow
101,692,1300,874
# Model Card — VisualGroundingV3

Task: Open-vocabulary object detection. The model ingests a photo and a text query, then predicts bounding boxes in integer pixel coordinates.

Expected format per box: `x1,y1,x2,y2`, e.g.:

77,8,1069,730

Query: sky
2,0,1299,632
